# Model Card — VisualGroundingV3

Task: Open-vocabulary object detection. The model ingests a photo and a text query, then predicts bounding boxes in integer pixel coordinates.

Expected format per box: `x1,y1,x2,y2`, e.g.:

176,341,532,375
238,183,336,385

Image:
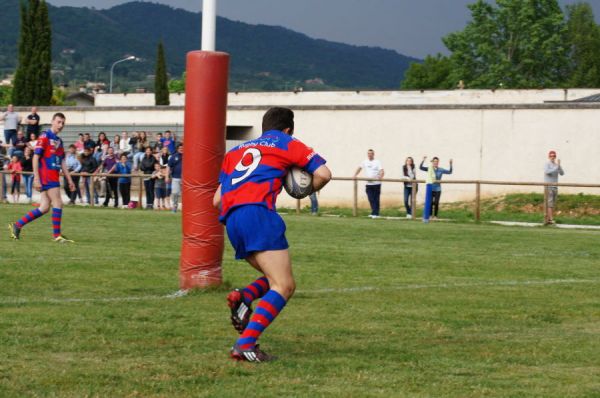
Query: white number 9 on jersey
232,148,262,185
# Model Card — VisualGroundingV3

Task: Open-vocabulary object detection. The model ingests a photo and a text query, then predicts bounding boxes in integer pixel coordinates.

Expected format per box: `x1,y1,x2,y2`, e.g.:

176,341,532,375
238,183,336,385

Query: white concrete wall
24,92,600,209
241,106,597,208
94,88,600,107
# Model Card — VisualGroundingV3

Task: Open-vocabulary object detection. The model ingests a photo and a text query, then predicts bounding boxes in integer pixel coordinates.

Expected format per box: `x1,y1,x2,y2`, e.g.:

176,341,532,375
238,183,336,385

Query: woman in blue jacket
420,156,453,220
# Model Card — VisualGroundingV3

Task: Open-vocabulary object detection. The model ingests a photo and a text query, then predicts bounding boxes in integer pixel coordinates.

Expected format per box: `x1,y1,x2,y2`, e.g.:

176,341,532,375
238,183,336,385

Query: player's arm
312,165,332,192
61,158,75,191
379,168,385,179
32,154,41,191
213,184,222,209
354,166,362,177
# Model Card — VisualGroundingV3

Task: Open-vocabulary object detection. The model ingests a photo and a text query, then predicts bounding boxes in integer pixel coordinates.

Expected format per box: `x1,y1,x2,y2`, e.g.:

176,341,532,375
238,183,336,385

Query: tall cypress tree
154,41,170,106
34,0,53,105
13,0,33,105
12,0,52,106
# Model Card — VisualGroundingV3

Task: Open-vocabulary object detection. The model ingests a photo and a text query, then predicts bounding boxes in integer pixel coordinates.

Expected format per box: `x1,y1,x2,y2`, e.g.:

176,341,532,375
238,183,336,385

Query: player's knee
272,279,295,300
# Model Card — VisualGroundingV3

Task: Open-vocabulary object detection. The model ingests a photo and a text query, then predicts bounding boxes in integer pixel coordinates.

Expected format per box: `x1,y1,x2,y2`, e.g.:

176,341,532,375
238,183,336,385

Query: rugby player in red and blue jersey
213,107,332,362
8,113,76,243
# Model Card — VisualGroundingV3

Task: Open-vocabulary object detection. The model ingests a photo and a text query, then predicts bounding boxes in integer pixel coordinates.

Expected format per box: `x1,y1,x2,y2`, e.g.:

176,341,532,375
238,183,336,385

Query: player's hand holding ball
284,167,313,199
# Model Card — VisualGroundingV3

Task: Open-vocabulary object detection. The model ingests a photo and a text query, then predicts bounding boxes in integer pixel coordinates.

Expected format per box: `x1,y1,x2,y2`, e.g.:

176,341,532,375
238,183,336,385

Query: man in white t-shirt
354,149,384,218
1,104,22,157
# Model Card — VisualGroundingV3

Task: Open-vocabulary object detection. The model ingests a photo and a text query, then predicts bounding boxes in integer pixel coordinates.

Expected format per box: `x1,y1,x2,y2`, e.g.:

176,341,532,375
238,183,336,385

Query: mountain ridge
0,0,419,91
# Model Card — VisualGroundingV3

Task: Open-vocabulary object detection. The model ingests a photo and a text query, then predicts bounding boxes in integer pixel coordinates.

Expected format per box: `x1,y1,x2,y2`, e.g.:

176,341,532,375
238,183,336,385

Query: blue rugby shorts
225,205,289,260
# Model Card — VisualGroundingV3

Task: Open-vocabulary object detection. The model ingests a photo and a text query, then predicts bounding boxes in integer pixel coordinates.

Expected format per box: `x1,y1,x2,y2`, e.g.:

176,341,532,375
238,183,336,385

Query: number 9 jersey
34,130,65,190
218,129,326,223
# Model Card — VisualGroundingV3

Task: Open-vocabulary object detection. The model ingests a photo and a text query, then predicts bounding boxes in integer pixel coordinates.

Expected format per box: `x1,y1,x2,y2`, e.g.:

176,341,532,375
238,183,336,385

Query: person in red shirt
8,113,76,243
7,155,22,203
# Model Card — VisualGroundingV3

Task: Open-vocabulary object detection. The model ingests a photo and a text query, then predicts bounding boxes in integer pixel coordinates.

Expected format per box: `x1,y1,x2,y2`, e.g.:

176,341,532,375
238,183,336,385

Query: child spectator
120,131,131,156
161,130,176,154
159,146,170,166
74,133,85,154
7,155,23,203
21,147,34,203
27,132,38,149
152,163,167,210
115,153,132,208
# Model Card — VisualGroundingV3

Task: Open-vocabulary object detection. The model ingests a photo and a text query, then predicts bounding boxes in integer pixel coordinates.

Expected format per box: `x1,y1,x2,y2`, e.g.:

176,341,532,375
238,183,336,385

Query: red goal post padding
180,51,229,289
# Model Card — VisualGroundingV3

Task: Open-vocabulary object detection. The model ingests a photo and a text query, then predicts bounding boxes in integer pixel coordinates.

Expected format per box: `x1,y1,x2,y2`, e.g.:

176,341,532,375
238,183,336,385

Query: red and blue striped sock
51,208,62,238
236,290,287,350
242,277,270,305
15,208,44,229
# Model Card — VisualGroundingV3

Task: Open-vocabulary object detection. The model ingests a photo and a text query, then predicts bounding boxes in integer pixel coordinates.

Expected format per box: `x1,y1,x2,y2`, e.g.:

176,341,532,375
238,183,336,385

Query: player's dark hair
262,107,294,133
432,157,439,161
52,112,66,120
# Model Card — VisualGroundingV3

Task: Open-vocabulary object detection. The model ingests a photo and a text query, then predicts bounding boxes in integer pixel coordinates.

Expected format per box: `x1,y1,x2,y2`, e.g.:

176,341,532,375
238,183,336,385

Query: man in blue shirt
167,143,183,212
65,144,82,204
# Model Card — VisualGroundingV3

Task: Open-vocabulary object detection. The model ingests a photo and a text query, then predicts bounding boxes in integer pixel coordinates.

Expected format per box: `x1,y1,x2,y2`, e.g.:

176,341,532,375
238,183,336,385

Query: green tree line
402,1,600,89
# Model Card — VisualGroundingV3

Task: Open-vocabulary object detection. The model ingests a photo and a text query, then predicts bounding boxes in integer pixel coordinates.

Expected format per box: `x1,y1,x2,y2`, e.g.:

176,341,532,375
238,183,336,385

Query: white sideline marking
1,278,599,306
304,278,600,294
490,221,600,230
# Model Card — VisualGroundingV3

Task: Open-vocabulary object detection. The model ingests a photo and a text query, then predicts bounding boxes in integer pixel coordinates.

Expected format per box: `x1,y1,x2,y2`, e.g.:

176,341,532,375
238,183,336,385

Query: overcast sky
47,0,600,58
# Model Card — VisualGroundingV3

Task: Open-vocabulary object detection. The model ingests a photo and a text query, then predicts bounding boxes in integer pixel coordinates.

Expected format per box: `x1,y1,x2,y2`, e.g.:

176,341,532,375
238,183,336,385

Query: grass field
1,205,600,397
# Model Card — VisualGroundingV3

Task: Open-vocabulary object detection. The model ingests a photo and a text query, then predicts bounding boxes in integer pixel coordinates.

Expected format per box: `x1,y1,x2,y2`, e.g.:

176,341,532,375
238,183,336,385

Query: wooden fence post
475,181,481,222
543,185,549,225
353,178,358,217
411,181,417,221
139,175,144,210
296,199,301,214
1,172,5,203
91,176,96,207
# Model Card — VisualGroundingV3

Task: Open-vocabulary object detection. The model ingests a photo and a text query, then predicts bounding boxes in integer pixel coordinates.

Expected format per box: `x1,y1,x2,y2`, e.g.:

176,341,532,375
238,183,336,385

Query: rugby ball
284,167,313,199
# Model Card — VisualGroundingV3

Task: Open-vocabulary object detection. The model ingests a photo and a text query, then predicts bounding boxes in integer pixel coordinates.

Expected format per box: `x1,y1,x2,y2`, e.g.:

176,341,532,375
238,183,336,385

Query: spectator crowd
1,109,184,212
0,105,566,222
